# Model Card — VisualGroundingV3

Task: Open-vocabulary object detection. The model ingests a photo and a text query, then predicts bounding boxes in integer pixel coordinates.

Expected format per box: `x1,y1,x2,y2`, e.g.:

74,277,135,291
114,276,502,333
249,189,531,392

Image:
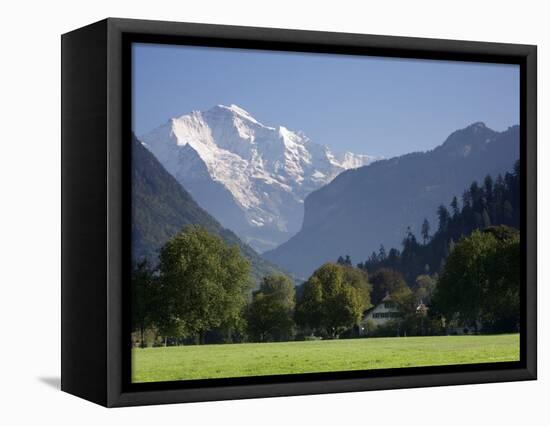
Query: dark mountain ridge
263,123,520,278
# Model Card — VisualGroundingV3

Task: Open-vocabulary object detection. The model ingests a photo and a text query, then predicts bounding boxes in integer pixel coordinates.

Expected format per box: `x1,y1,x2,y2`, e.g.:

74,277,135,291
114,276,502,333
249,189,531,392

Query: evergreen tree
484,175,494,203
337,255,352,266
450,196,460,218
437,205,451,232
378,245,387,261
421,218,431,244
362,164,520,288
482,208,492,228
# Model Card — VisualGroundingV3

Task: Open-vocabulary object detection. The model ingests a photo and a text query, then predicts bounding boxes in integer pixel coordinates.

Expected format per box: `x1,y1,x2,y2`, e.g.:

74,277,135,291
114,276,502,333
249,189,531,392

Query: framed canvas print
61,18,537,407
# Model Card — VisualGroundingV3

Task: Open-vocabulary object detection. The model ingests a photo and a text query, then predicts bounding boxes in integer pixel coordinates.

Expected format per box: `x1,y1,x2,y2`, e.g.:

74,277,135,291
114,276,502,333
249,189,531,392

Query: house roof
363,306,375,315
363,293,394,316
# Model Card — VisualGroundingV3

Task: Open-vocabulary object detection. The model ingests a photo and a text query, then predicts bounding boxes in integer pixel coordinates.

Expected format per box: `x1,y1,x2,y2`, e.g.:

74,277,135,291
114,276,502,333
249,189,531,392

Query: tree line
132,226,374,347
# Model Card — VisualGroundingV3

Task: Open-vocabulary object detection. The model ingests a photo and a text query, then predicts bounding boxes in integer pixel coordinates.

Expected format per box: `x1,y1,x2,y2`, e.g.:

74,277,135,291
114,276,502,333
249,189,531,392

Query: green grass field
132,334,519,383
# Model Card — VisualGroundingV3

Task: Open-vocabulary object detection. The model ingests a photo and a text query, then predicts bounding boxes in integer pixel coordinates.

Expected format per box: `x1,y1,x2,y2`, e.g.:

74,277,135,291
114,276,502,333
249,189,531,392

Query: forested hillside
357,160,521,284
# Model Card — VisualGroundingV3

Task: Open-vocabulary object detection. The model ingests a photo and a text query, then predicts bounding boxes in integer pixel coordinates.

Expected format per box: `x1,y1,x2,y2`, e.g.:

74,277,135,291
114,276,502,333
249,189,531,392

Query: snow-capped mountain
139,104,377,252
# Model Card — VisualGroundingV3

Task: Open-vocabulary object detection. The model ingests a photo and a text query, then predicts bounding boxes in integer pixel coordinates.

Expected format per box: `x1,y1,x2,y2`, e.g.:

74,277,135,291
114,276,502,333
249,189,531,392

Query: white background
0,0,547,424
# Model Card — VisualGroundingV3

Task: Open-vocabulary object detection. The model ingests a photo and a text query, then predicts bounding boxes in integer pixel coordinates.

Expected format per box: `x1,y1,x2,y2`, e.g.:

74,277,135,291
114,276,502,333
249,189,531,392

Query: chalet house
362,293,429,330
363,293,402,326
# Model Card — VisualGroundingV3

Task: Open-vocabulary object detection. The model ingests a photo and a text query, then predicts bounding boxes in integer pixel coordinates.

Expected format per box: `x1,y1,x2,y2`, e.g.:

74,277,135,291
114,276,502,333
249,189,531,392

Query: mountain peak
139,104,376,252
210,104,261,125
467,122,488,131
440,121,497,151
227,103,252,115
453,122,490,136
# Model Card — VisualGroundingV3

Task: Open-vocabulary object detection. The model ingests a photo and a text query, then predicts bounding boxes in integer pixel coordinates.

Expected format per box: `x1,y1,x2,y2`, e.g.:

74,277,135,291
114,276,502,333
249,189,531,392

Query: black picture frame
61,17,537,407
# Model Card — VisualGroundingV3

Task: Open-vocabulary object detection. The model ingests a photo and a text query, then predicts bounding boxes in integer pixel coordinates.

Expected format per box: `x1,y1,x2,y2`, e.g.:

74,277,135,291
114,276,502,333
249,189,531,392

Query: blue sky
132,43,519,158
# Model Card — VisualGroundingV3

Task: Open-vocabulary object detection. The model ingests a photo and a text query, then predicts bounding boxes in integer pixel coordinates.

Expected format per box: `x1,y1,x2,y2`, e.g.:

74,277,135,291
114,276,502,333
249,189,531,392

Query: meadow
132,333,520,383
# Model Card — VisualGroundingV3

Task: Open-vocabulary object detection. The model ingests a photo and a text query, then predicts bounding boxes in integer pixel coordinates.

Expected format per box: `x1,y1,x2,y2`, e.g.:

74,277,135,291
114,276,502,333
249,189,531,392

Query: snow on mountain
139,104,377,252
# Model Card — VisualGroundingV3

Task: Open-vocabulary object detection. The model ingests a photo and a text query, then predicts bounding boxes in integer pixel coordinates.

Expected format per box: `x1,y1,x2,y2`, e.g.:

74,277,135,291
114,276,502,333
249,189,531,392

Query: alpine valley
139,104,377,253
138,105,519,281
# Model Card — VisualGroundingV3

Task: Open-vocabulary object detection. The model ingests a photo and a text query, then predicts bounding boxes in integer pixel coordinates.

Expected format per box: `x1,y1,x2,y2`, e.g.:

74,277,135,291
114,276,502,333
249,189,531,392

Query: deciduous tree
246,274,296,342
296,263,370,338
131,260,157,348
369,268,408,306
157,225,251,344
431,226,519,332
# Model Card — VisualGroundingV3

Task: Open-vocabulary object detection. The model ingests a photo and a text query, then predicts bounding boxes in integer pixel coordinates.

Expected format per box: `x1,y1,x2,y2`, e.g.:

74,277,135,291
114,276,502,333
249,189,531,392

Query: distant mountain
139,104,377,253
263,123,520,278
131,134,284,286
